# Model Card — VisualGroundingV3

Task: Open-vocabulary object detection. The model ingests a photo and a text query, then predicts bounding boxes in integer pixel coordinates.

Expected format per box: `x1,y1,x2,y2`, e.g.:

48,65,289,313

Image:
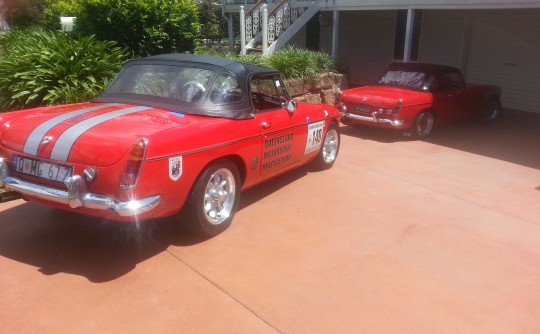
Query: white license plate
354,105,371,113
12,155,73,183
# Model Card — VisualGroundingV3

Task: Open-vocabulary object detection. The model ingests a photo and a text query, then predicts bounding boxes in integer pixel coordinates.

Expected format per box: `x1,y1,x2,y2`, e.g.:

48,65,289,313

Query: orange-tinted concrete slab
1,109,540,333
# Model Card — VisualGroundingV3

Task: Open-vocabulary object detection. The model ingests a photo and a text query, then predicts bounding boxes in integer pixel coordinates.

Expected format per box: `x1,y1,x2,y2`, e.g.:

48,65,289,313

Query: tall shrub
75,0,200,57
0,29,127,111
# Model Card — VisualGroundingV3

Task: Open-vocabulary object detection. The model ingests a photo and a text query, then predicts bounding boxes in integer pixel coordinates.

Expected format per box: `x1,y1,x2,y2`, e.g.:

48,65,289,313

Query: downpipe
0,191,22,203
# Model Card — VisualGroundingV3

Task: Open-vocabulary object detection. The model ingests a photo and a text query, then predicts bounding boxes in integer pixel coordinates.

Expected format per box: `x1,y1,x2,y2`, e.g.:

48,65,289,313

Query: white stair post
240,6,246,55
262,4,268,55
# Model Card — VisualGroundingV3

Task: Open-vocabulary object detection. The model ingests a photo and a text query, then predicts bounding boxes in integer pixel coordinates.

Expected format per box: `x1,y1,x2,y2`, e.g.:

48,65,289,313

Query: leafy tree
75,0,201,57
198,0,221,43
0,28,127,111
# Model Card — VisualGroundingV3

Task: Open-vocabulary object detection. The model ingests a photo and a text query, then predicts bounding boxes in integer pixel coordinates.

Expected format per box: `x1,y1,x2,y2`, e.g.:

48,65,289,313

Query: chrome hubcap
203,168,236,225
322,128,339,163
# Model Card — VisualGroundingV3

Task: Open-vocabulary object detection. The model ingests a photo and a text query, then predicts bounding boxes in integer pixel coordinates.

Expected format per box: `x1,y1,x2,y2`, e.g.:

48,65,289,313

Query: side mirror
283,100,297,113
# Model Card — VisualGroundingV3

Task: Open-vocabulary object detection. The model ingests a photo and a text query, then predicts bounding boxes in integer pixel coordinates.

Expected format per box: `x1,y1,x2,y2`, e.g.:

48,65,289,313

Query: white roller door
464,13,540,113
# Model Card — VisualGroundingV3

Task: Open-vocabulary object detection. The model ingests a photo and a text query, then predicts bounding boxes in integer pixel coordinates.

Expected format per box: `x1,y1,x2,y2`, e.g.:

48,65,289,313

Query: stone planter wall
285,73,344,106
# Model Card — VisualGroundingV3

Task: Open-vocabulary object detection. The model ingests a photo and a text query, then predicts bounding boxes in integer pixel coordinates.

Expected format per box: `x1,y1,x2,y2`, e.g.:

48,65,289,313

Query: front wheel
184,160,240,237
313,122,340,170
410,110,434,139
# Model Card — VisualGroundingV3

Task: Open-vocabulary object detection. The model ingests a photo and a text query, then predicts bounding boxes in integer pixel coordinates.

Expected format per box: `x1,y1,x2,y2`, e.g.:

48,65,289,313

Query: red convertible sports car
338,62,501,138
0,54,340,236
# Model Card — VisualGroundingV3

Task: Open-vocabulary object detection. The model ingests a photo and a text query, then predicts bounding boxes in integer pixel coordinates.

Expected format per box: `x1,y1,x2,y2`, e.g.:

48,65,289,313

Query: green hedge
196,46,335,80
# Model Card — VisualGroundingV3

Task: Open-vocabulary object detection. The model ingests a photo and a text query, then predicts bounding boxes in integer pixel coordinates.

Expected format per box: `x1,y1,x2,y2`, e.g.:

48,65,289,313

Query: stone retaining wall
285,73,344,106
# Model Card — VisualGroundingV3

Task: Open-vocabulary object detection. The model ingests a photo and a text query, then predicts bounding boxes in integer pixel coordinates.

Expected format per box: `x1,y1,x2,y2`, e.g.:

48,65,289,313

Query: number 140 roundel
0,54,341,237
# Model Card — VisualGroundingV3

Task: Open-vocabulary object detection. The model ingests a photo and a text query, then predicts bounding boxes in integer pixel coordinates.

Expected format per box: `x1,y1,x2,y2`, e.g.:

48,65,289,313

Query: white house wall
464,11,540,113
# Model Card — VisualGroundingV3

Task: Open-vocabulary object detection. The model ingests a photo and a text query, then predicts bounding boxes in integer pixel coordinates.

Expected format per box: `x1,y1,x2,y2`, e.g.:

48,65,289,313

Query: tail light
390,99,403,116
120,138,148,190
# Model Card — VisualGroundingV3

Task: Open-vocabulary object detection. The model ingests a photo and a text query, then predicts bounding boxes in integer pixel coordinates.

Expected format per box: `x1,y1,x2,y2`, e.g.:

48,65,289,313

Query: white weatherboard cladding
464,13,540,113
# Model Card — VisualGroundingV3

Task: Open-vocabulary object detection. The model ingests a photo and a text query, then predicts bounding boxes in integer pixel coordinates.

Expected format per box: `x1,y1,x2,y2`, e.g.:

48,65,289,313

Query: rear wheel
313,123,340,170
184,160,240,237
411,111,434,138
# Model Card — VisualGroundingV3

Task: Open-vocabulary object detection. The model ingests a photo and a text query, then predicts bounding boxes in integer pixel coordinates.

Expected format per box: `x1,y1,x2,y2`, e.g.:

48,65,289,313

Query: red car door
250,75,307,177
432,72,471,123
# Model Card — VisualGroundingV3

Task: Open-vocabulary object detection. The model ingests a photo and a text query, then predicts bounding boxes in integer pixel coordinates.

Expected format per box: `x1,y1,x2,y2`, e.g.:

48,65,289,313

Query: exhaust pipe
0,191,22,203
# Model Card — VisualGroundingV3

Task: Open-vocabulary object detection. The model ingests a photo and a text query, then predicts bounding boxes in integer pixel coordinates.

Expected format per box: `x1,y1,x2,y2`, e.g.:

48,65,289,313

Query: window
250,76,289,112
106,64,214,103
393,10,423,61
209,73,242,104
440,73,466,90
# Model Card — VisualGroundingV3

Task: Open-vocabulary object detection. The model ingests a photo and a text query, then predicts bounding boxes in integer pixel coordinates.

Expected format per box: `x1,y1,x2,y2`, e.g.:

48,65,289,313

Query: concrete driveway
1,109,539,333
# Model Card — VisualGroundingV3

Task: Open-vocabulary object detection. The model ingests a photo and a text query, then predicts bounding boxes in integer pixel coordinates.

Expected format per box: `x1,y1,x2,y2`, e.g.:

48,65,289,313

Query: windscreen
378,70,434,91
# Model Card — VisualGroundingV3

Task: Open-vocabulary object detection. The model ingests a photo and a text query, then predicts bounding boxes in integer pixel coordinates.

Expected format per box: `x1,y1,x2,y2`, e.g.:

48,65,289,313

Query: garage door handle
261,121,272,129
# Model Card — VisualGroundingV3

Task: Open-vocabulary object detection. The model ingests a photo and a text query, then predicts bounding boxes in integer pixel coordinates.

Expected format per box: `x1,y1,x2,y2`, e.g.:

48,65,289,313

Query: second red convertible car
0,54,340,236
338,63,501,138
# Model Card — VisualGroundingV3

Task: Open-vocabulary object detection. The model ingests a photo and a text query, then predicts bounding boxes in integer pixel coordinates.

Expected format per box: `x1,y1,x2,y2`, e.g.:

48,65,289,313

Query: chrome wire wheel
414,111,434,138
203,168,236,225
322,127,339,164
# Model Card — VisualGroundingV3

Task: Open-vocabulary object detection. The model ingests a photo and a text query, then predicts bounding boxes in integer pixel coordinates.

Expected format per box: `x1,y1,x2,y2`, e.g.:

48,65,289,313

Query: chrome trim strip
0,159,160,217
345,113,405,126
23,103,122,156
50,105,152,161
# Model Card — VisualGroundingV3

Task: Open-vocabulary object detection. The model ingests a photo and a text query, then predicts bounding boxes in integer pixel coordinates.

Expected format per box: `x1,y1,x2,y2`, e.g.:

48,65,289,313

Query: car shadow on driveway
339,124,403,143
0,166,311,283
340,109,540,169
0,201,179,282
425,109,540,169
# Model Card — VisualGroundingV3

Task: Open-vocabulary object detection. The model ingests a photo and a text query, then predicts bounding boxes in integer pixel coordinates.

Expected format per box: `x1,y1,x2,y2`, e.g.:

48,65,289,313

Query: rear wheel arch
409,109,436,139
180,155,245,237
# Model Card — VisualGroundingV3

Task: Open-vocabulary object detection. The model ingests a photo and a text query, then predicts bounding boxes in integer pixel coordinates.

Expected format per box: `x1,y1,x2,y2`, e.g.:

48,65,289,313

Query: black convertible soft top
96,54,282,119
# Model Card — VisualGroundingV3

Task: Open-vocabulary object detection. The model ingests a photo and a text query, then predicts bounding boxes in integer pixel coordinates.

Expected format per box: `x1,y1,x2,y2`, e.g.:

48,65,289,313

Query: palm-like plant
0,29,127,112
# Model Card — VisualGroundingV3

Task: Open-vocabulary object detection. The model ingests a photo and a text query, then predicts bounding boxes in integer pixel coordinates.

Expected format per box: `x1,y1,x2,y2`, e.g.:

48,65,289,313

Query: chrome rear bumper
0,158,160,217
345,112,405,126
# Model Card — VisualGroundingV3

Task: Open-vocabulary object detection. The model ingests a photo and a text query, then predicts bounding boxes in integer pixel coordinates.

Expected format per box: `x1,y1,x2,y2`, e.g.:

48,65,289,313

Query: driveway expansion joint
165,249,284,334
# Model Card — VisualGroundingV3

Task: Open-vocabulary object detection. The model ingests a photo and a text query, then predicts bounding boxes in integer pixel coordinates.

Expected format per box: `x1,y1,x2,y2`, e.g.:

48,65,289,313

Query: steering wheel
182,81,206,102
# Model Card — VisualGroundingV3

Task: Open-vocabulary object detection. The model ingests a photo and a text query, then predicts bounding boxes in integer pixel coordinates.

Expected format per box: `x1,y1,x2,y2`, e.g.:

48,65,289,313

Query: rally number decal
304,121,324,154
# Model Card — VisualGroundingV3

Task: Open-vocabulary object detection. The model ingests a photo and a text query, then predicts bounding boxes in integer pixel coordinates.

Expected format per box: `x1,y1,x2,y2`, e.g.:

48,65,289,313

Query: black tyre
482,99,501,122
411,110,434,139
313,122,340,170
184,160,240,237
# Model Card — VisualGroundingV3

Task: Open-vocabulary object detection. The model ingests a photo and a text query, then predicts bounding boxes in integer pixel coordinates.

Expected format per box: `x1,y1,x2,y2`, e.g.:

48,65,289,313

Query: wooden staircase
239,0,321,55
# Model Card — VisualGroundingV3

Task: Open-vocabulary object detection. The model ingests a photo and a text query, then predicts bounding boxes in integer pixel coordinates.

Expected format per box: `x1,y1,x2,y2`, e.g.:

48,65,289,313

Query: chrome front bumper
0,158,160,217
345,112,405,127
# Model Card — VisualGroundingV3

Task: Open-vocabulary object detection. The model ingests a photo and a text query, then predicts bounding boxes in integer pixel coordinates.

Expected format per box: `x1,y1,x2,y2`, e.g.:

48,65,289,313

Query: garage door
464,13,540,113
